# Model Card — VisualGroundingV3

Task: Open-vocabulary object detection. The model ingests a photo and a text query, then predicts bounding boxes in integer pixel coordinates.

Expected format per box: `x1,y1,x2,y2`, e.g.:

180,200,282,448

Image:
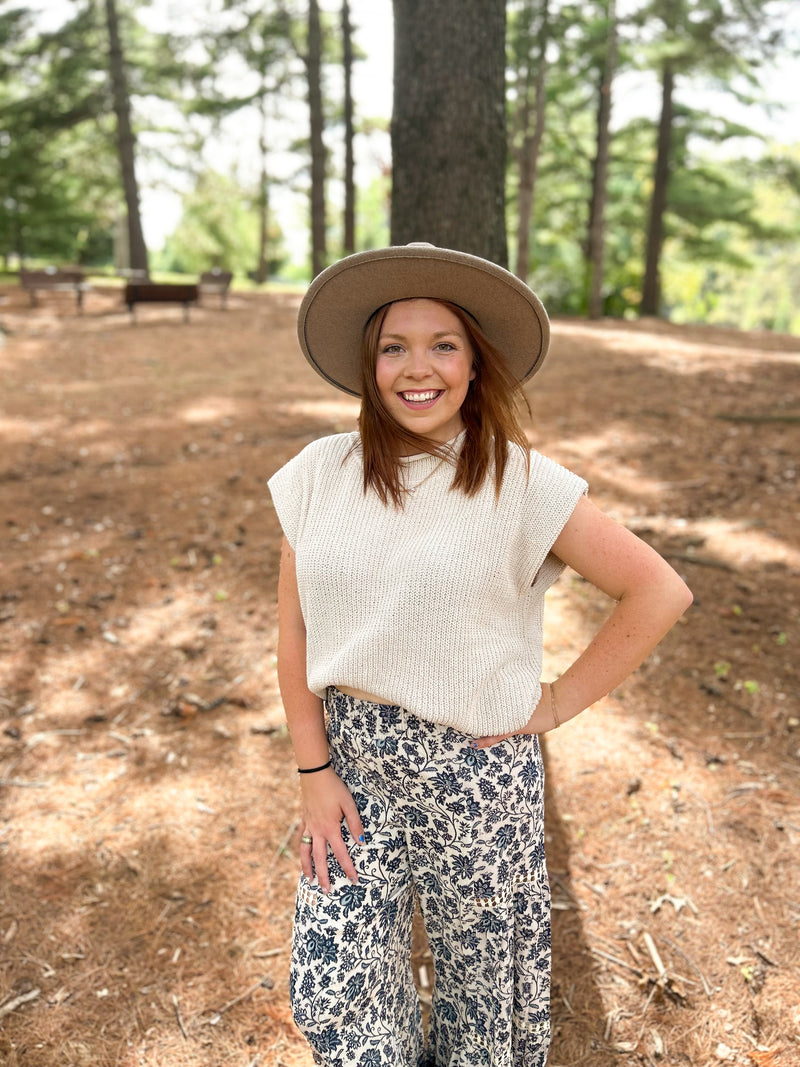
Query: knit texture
268,432,587,737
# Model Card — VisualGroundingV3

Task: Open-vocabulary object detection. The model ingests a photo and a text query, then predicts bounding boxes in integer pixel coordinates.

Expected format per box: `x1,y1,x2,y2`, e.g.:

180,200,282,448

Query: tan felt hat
296,243,550,397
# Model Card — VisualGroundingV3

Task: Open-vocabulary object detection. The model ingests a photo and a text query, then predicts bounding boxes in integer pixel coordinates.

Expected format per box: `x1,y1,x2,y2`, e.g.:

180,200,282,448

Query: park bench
198,268,233,307
20,268,89,311
124,281,199,322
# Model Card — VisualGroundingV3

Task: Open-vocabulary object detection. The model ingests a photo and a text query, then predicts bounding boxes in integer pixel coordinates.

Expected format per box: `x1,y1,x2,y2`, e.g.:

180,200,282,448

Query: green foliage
664,144,800,332
0,0,202,265
156,170,286,278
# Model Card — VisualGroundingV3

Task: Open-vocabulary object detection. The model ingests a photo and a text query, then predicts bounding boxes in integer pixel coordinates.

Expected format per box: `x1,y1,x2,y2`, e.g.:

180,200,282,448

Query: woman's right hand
299,767,365,892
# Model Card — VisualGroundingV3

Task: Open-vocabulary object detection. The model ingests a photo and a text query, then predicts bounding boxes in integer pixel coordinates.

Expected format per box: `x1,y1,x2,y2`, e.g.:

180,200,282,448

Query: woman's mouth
398,390,443,409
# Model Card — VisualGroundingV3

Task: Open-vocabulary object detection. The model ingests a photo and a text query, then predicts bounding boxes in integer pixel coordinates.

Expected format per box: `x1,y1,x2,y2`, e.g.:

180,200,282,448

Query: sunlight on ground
178,398,242,424
281,397,361,426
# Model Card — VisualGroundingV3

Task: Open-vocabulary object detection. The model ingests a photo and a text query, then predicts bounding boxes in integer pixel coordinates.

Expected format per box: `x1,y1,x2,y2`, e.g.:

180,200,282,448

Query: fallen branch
172,994,189,1040
664,937,714,998
642,932,689,1004
589,946,644,978
204,975,273,1025
549,873,584,911
0,987,41,1019
272,818,300,867
643,932,667,981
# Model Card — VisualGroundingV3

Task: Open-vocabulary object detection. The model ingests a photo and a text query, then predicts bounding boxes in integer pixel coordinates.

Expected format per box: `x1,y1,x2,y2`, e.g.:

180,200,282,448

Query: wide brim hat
297,242,550,397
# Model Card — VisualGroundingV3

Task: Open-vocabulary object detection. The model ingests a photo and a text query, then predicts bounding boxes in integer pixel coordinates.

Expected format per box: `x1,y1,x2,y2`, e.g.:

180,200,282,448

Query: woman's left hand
473,682,556,748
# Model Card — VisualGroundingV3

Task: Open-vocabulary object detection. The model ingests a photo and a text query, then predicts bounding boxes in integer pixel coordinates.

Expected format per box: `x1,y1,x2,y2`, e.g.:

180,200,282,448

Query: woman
268,243,692,1067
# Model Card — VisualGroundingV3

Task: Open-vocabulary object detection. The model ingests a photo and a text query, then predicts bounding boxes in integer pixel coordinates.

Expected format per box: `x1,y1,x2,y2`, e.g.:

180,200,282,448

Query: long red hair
357,300,530,507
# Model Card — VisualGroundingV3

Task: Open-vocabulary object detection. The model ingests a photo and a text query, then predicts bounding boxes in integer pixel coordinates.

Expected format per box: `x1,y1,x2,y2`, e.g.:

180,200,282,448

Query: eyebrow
379,329,463,341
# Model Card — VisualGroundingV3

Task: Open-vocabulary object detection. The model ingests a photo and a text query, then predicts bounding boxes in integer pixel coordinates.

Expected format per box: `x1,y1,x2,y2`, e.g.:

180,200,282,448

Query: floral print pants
290,688,551,1067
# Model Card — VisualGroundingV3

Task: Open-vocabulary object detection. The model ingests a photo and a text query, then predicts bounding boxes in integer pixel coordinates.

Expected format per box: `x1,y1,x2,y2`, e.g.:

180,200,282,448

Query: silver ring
301,835,313,845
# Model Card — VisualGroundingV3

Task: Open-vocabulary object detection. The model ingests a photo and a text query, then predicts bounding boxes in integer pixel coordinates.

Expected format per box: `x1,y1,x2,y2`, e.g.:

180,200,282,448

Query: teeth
402,390,439,402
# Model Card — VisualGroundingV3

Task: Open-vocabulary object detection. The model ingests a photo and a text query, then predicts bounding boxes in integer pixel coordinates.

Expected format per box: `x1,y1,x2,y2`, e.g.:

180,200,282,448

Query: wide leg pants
289,688,551,1067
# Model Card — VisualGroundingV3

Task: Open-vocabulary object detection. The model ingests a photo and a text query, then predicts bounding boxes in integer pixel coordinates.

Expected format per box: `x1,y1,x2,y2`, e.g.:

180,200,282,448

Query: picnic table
20,268,89,311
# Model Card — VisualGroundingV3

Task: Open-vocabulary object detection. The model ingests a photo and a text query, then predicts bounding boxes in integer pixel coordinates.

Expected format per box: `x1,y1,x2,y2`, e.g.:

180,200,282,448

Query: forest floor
0,283,798,1067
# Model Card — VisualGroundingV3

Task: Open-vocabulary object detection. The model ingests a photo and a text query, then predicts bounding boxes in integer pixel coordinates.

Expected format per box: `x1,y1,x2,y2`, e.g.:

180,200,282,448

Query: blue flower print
338,883,366,916
460,746,489,770
291,688,551,1066
306,929,338,964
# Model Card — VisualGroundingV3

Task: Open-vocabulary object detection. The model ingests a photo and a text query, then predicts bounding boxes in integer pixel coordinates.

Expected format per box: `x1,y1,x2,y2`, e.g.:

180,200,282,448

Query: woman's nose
404,347,432,377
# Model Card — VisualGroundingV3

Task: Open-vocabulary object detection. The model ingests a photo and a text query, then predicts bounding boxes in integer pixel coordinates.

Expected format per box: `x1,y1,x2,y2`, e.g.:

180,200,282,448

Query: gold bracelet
550,683,561,729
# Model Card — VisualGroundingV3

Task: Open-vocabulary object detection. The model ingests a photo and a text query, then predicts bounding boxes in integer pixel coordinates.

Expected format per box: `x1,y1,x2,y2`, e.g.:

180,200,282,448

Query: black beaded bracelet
297,759,332,775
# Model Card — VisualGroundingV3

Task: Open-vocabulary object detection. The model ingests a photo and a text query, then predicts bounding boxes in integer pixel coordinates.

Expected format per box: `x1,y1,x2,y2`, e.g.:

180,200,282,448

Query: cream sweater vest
268,432,587,737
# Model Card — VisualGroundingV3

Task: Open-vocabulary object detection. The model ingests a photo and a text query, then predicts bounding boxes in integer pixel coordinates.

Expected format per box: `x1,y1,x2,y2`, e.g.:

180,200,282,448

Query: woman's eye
380,343,403,355
435,342,456,352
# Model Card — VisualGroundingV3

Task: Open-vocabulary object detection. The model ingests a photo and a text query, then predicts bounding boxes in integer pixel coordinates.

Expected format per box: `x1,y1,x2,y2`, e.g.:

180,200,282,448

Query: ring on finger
301,835,313,845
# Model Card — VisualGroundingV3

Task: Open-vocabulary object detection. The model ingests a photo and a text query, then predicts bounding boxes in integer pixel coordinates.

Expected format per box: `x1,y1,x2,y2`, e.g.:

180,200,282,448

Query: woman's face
374,299,476,445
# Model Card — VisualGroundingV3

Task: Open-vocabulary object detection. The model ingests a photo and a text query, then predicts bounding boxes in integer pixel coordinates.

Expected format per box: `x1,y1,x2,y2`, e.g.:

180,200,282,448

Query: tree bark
585,0,617,319
104,0,149,275
391,0,508,267
514,0,550,284
641,60,674,317
342,0,355,255
307,0,327,278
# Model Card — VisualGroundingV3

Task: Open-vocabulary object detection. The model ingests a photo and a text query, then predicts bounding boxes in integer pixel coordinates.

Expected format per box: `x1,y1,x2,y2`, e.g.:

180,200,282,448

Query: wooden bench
198,269,233,308
20,268,89,311
124,282,199,322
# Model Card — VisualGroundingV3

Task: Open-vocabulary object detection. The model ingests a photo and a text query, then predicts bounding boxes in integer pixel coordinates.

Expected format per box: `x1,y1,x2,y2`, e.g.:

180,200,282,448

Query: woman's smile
398,388,444,407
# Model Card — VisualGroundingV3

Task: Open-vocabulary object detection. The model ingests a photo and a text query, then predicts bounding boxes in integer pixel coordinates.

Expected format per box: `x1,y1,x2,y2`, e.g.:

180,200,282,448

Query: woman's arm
475,495,693,746
277,537,364,888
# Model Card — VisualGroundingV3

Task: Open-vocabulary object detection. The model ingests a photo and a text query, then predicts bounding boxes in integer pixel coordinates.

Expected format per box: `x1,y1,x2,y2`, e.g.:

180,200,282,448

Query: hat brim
297,244,550,397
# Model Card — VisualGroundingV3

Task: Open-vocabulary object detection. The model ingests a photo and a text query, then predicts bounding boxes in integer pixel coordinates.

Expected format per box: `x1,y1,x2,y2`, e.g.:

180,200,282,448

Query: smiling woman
267,242,692,1067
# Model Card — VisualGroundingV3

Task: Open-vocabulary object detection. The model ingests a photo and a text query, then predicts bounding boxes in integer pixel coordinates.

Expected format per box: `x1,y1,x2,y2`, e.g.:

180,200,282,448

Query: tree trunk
307,0,327,278
104,0,148,275
514,0,550,284
342,0,355,255
391,0,508,267
641,60,674,317
585,0,617,319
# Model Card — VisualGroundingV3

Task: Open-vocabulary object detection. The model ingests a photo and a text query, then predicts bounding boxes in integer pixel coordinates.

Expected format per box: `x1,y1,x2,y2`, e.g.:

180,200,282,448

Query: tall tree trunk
342,0,355,255
641,60,674,317
307,0,327,278
104,0,148,275
585,0,617,319
514,0,550,284
391,0,507,267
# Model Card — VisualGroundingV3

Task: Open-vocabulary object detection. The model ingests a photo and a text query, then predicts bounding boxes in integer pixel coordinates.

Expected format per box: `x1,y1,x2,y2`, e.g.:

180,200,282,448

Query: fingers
299,820,363,892
311,838,332,892
329,836,360,888
473,731,511,749
343,798,366,851
299,831,314,881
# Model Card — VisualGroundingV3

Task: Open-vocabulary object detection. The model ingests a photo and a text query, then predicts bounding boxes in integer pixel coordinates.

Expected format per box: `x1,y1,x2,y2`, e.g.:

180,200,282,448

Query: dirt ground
0,283,798,1067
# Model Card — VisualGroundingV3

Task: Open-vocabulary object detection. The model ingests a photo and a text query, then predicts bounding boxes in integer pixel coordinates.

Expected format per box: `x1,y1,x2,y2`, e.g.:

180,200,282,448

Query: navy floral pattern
290,689,551,1067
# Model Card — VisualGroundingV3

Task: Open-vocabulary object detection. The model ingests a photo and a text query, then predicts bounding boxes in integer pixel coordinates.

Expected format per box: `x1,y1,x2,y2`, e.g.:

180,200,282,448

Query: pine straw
1,287,798,1066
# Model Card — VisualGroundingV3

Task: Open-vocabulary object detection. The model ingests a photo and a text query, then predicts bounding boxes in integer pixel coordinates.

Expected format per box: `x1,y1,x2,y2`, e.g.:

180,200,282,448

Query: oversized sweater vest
268,432,587,736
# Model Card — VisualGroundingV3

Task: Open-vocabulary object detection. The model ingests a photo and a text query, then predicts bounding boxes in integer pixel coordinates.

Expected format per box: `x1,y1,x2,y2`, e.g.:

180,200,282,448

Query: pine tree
391,0,507,265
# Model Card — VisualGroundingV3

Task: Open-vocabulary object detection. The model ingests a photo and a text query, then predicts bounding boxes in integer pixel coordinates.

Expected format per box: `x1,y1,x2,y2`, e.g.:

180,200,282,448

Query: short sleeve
268,449,311,550
521,452,588,592
267,433,357,549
